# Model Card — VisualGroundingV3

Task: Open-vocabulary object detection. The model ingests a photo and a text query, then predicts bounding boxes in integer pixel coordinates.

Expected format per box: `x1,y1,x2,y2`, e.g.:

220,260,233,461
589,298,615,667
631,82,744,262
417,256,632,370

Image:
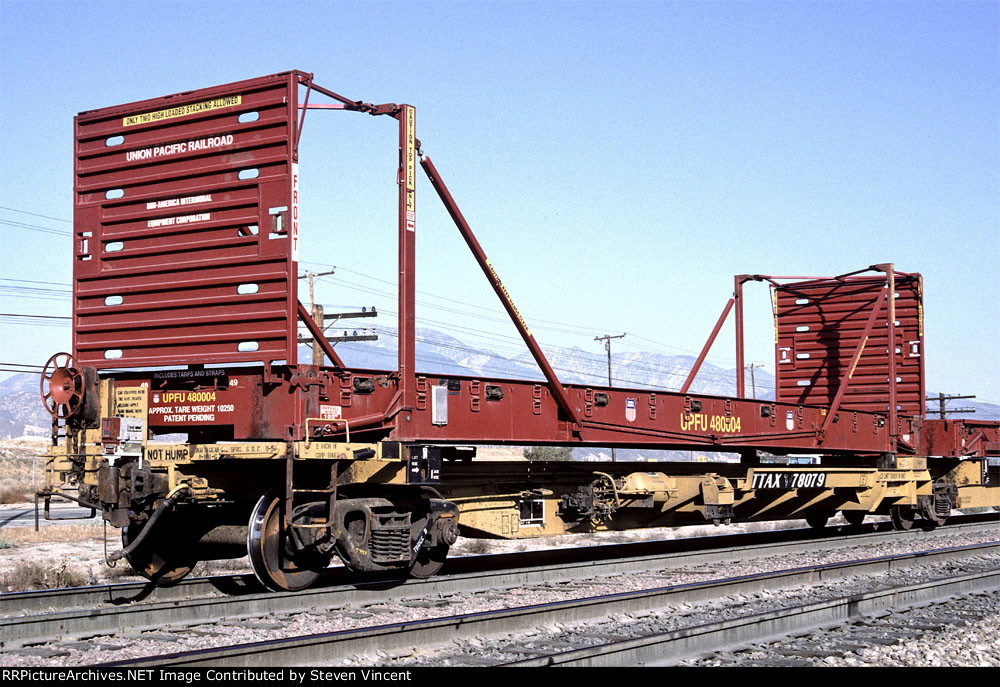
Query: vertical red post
398,105,417,415
734,277,746,398
885,263,898,451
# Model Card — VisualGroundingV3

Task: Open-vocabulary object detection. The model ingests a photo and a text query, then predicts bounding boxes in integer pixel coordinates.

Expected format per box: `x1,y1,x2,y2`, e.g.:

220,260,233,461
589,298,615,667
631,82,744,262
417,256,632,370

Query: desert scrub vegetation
0,524,104,545
0,440,45,502
1,559,94,592
0,483,35,504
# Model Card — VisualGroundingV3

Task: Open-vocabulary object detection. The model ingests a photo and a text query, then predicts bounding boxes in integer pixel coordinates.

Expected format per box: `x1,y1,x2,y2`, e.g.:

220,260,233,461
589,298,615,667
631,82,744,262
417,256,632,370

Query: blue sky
1,0,997,403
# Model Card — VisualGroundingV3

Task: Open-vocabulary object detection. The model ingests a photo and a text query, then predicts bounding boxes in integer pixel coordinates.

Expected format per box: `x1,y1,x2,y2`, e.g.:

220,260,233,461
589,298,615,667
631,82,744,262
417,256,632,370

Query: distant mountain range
2,327,996,440
324,325,765,399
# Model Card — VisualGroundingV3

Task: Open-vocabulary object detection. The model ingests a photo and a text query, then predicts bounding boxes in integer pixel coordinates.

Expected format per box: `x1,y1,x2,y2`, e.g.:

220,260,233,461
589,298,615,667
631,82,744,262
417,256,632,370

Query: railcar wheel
842,510,866,527
410,544,450,579
247,491,323,592
122,516,196,586
805,513,829,529
890,505,916,531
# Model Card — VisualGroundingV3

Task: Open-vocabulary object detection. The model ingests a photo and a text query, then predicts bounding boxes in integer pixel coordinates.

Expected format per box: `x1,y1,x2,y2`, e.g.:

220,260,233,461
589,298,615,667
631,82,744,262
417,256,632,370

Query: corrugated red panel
72,72,303,369
774,275,924,417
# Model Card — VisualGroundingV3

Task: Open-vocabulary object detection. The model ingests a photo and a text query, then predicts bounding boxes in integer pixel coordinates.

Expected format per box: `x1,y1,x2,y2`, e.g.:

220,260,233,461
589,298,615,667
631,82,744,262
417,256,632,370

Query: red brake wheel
40,352,85,419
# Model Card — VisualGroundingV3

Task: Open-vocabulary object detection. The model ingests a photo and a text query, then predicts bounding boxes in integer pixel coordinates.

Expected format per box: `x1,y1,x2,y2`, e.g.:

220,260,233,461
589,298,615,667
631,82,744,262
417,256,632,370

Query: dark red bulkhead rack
67,71,994,461
73,73,301,369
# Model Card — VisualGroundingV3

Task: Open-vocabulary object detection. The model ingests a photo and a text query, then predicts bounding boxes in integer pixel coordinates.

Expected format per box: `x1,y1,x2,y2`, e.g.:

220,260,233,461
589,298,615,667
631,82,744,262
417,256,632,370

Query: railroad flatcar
38,71,1000,591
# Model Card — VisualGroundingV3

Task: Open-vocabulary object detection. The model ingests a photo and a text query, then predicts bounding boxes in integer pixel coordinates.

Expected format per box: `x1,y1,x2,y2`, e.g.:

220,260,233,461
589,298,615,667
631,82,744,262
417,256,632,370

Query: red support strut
420,154,582,430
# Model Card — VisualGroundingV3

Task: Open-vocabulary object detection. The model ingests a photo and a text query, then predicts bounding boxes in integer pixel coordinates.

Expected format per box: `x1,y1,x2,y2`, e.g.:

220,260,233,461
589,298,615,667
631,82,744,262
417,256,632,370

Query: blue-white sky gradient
1,0,997,402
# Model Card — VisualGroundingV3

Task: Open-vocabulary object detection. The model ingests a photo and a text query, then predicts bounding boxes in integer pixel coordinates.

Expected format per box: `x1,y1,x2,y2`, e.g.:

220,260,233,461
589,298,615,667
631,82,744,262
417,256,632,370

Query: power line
0,211,738,366
0,218,72,237
349,306,745,384
318,277,746,374
0,313,71,319
0,362,45,375
0,206,73,223
925,393,977,418
311,263,738,364
0,278,73,287
0,208,755,380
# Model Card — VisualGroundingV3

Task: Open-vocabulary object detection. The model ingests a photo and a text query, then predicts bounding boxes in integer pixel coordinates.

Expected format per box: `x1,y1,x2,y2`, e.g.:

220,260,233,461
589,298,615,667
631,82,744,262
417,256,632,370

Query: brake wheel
40,352,85,419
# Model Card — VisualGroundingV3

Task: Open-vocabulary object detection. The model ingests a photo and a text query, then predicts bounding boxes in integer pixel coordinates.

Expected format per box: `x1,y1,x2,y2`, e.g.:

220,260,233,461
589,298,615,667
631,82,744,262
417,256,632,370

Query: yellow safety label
123,95,242,127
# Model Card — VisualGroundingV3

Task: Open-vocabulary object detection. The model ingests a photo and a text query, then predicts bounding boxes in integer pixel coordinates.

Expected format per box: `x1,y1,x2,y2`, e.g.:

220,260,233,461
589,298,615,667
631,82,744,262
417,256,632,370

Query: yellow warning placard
123,95,242,127
403,105,416,215
115,385,148,419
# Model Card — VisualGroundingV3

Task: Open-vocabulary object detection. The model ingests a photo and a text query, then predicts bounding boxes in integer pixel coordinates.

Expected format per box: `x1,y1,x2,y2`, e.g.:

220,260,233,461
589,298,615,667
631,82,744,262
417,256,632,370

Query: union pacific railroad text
126,135,234,162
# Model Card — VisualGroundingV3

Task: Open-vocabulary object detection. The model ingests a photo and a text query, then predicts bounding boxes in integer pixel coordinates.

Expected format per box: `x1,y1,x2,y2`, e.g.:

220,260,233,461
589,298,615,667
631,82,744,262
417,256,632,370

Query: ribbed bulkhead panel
72,72,302,369
774,275,924,417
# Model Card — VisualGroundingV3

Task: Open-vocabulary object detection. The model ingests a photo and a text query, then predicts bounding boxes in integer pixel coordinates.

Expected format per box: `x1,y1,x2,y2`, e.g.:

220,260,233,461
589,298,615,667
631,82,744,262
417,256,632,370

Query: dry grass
0,524,103,545
1,559,93,592
0,484,34,504
104,562,144,581
0,440,47,502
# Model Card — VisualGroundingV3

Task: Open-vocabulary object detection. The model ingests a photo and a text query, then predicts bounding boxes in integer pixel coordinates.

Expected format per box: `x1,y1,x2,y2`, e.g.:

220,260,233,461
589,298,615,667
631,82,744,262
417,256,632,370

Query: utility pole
299,269,336,365
297,267,380,362
926,393,976,418
595,333,626,462
745,363,764,399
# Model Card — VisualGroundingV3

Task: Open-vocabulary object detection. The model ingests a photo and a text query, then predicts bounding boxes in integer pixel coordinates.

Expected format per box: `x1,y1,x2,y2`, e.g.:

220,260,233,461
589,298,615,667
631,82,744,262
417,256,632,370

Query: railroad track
96,539,1000,667
2,516,996,666
3,517,996,651
685,591,1000,667
5,514,996,618
504,569,1000,667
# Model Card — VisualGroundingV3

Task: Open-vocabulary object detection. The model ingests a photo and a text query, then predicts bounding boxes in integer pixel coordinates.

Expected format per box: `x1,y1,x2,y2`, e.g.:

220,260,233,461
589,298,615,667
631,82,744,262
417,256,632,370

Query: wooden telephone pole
926,393,976,418
595,333,626,462
298,269,378,365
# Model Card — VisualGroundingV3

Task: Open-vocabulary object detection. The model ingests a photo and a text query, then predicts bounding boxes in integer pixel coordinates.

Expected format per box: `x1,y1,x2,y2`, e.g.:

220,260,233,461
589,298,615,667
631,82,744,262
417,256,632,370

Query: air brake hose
106,485,190,563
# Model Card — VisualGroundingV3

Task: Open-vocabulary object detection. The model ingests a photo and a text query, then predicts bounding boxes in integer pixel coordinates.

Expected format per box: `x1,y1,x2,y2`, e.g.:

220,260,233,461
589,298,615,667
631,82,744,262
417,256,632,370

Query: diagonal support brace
419,154,582,430
681,297,735,394
818,286,887,440
297,301,345,368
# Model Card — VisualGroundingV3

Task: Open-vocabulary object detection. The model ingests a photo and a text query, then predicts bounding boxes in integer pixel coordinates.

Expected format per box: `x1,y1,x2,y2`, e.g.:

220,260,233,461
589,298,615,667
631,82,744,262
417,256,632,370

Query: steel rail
3,516,994,617
96,540,1000,667
2,517,997,649
506,569,1000,666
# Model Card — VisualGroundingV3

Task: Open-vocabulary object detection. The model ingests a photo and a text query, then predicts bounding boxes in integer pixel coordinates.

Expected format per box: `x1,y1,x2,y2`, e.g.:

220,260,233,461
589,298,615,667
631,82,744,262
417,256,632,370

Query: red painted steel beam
419,154,582,429
121,362,898,453
397,106,417,416
880,263,899,450
680,297,734,394
735,277,746,397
